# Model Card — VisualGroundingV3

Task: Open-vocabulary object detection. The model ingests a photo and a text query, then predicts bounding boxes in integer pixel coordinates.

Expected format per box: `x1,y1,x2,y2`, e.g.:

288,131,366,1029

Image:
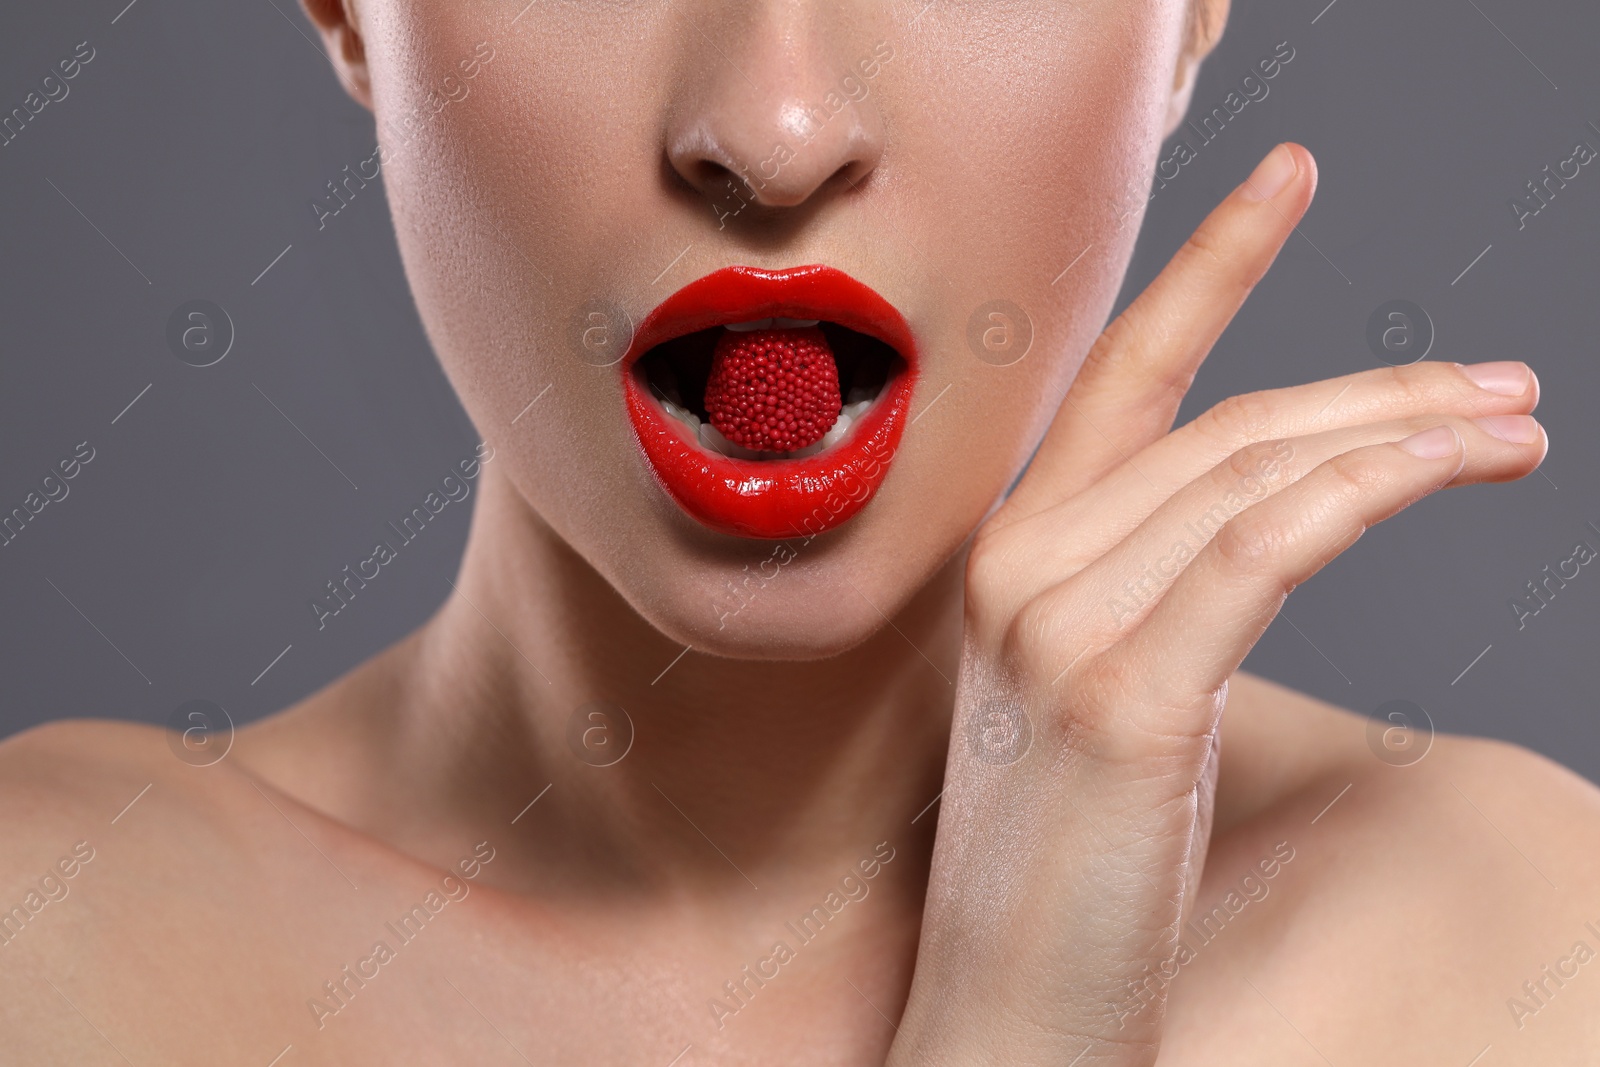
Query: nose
665,10,887,213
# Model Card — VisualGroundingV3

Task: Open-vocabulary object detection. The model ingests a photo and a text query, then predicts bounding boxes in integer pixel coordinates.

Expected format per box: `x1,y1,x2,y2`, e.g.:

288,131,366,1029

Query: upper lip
623,263,917,368
619,263,917,537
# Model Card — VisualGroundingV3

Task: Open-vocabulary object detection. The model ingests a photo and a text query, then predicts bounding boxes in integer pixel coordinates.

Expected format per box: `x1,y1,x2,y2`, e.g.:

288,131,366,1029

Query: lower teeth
662,395,875,460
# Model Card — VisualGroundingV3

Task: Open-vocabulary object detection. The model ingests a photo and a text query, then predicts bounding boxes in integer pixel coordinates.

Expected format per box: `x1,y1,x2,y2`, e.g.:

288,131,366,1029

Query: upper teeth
723,318,821,332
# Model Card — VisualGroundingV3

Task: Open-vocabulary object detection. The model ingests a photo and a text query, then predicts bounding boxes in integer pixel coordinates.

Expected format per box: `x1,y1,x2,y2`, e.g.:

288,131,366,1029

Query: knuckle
1213,510,1288,573
969,520,1032,581
991,612,1226,772
1198,389,1277,446
1377,363,1440,411
1223,438,1292,485
1091,310,1139,364
1078,653,1137,713
1394,412,1445,436
1087,313,1195,410
966,529,1024,629
1177,221,1234,276
1006,591,1073,675
1069,659,1220,767
1323,448,1390,498
966,525,1004,581
1064,655,1136,738
1001,590,1120,711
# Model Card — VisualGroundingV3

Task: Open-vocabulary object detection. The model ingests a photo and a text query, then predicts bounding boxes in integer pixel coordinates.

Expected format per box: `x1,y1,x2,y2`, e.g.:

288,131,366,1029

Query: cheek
882,3,1183,492
368,5,659,349
365,4,681,524
901,2,1180,314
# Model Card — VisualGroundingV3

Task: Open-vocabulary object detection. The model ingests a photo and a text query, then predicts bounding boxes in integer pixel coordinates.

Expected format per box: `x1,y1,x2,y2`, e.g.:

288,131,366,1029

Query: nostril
692,160,751,198
663,47,887,213
830,156,871,191
685,159,766,225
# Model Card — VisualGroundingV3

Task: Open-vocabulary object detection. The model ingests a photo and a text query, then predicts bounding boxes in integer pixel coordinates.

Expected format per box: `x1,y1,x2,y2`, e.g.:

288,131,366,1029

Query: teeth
845,385,875,405
700,422,763,460
660,398,701,437
656,388,878,459
722,317,821,332
767,411,851,461
820,411,853,447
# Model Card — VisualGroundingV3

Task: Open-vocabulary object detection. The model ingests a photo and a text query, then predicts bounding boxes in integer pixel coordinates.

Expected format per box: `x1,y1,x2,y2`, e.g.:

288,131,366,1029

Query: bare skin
4,0,1600,1064
4,671,1599,1064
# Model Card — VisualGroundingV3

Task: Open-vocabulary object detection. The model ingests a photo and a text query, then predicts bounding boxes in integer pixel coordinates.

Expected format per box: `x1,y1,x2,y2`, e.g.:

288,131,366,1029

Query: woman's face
332,0,1212,658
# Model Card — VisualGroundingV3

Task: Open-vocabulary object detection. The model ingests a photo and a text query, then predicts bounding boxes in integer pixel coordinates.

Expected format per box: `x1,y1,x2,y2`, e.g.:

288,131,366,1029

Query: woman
4,0,1596,1063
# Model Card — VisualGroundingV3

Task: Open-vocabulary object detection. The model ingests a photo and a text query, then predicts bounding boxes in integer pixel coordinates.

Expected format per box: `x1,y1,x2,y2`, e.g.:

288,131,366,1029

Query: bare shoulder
0,720,352,1061
0,718,218,848
1173,675,1600,1064
1303,733,1600,1063
0,718,273,946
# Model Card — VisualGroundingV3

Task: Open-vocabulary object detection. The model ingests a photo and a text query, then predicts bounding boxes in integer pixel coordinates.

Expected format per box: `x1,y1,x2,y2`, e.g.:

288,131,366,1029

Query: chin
598,500,962,662
646,580,900,661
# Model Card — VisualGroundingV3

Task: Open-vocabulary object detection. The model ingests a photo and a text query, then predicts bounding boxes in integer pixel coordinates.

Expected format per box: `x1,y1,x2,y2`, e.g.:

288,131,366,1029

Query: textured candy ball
704,326,841,452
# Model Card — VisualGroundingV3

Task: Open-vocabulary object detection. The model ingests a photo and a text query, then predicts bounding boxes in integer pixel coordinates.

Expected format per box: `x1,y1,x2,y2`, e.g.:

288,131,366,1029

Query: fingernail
1461,361,1530,396
1240,144,1297,202
1398,425,1461,458
1473,415,1541,445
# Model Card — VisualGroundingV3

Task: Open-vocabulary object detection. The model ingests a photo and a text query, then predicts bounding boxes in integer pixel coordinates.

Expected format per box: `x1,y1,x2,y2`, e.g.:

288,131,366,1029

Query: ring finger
1028,411,1544,637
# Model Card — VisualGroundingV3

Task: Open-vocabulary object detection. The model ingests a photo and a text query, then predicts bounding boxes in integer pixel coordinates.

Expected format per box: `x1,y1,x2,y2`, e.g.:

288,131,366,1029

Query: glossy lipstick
624,265,916,539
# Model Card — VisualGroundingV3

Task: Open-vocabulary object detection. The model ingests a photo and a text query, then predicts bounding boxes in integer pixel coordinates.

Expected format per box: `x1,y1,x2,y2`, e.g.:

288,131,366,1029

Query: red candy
703,326,841,452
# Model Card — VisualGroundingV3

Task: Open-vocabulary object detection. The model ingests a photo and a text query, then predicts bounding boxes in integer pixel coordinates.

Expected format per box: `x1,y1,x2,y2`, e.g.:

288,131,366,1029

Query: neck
266,469,962,900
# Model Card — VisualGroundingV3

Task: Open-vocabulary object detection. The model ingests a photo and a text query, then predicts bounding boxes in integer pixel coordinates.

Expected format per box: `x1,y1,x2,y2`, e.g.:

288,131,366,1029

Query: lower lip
625,371,911,539
622,266,916,539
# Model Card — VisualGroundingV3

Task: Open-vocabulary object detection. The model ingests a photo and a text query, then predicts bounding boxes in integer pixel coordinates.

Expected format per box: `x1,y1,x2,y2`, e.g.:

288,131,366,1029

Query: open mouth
622,265,917,539
637,319,899,462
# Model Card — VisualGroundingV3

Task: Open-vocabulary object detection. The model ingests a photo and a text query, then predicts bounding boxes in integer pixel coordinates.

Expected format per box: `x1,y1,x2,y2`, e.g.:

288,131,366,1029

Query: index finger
1004,142,1318,521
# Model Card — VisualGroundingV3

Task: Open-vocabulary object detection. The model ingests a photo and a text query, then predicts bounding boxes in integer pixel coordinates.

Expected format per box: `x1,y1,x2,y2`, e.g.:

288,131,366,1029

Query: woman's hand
886,144,1545,1067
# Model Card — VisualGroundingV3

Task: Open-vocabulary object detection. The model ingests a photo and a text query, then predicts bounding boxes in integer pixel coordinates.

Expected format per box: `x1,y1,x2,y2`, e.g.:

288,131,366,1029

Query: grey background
0,1,1596,777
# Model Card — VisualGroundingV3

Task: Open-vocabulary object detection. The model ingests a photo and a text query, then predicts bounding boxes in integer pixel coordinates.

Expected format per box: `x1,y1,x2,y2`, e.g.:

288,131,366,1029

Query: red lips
622,265,917,539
